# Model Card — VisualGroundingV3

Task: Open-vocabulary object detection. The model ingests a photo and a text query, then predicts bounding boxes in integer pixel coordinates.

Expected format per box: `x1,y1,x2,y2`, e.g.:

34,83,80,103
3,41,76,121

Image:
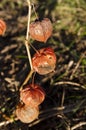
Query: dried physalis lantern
30,18,53,42
16,103,39,123
32,47,56,75
0,19,6,35
20,84,45,107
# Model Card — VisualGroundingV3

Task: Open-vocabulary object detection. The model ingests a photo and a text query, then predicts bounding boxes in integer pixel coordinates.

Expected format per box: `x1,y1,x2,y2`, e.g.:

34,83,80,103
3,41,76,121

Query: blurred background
0,0,86,130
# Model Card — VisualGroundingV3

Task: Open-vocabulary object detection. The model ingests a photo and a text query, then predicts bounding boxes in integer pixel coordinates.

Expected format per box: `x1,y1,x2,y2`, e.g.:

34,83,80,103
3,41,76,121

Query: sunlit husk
30,18,53,42
16,104,39,123
32,47,56,75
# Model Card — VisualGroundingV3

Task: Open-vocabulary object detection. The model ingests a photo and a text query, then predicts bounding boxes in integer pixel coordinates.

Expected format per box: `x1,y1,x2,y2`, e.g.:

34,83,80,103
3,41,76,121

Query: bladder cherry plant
0,19,6,35
29,18,53,43
15,0,57,124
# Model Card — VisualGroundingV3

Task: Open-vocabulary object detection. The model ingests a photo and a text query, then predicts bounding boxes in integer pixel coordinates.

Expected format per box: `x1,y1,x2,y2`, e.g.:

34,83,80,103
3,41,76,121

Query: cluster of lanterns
0,18,56,123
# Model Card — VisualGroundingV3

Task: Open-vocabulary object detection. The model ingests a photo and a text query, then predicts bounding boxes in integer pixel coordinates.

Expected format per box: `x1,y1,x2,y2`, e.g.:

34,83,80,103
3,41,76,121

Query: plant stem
20,70,33,91
20,0,33,89
32,3,39,20
24,0,33,70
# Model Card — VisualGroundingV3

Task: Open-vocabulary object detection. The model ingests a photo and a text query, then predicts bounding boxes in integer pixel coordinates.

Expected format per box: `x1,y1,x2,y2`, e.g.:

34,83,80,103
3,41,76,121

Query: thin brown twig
70,53,85,80
0,117,18,127
71,122,86,130
54,81,86,89
0,121,11,127
61,87,65,107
